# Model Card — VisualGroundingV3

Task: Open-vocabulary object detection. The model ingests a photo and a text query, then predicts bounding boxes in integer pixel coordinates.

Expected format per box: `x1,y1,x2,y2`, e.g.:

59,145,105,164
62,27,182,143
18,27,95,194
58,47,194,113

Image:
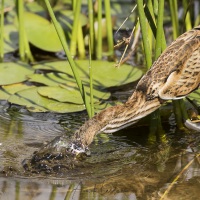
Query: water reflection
0,103,200,199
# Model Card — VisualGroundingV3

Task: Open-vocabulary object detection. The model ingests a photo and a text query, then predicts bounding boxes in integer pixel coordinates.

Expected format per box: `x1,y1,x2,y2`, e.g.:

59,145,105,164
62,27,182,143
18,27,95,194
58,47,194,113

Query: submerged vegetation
0,0,144,115
0,0,199,127
0,0,200,129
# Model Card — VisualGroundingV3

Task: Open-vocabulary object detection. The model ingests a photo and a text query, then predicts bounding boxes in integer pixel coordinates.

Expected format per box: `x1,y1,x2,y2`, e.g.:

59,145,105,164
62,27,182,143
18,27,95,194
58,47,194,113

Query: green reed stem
149,0,165,135
169,0,187,129
89,40,94,118
155,0,164,59
147,0,154,52
172,100,183,129
70,0,82,57
104,0,114,57
137,0,152,68
144,5,166,51
72,0,85,58
183,0,192,31
16,0,34,62
0,0,4,62
153,0,167,51
153,0,158,17
43,0,91,116
88,0,95,58
64,184,75,200
194,15,200,26
97,0,102,59
77,20,85,59
24,30,34,62
17,0,25,61
169,0,179,38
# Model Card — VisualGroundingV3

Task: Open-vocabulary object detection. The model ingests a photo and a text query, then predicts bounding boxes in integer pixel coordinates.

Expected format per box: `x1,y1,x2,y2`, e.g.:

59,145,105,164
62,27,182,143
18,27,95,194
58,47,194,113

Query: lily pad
56,10,88,33
24,12,65,52
0,62,34,85
0,88,10,100
8,87,85,113
33,60,143,88
0,83,35,100
37,86,110,104
4,24,18,53
28,72,75,86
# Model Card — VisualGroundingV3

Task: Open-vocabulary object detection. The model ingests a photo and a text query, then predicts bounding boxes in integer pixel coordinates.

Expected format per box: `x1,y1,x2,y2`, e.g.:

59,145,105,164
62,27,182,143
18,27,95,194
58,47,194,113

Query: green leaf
4,25,18,53
0,83,35,100
56,10,88,31
28,72,75,86
8,87,85,113
0,62,34,85
24,12,65,52
188,89,200,105
33,60,143,88
37,86,110,104
0,88,10,100
46,101,85,113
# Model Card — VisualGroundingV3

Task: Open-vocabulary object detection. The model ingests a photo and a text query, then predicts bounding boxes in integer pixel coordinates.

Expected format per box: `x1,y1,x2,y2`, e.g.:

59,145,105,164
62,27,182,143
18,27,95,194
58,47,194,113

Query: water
0,101,200,200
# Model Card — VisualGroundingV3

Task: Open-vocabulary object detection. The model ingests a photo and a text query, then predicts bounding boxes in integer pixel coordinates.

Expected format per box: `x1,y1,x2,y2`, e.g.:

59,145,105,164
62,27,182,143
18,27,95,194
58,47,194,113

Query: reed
17,0,25,61
88,0,95,58
169,0,188,129
149,0,165,135
136,0,152,69
0,0,4,62
137,0,165,135
104,0,114,57
88,40,94,118
169,0,179,38
154,0,164,60
16,0,33,62
43,0,92,117
146,0,154,52
183,0,192,31
96,0,102,59
70,1,81,57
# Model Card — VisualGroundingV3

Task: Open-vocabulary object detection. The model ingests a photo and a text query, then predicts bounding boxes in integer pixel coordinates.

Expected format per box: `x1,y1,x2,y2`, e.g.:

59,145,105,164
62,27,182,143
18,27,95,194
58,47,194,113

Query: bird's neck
73,91,162,147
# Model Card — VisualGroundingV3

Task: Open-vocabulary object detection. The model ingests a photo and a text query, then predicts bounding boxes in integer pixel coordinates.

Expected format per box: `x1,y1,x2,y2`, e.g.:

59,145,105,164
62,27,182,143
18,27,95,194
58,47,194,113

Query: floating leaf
8,87,85,113
4,25,18,53
0,62,34,85
24,12,65,52
56,10,88,36
28,73,75,86
33,60,143,88
3,83,35,94
46,102,85,113
0,88,10,100
0,83,35,100
37,86,110,104
24,1,45,12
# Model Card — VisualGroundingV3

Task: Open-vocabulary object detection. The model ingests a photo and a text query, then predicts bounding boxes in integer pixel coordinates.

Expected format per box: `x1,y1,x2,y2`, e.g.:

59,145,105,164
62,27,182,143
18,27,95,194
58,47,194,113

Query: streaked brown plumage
73,25,200,149
23,25,200,172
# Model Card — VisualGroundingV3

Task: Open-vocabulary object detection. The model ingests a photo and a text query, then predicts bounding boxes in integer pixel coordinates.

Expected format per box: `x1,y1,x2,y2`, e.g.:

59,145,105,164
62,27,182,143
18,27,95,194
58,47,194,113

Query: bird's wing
159,44,200,100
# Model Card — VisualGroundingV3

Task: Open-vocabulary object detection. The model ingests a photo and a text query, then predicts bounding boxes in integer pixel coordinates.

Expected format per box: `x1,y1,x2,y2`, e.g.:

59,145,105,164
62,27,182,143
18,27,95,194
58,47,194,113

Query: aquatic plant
0,0,199,127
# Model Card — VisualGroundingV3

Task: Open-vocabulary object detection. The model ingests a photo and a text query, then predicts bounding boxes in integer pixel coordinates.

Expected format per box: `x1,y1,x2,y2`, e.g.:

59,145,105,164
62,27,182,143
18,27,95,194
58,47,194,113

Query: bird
26,25,200,166
69,25,200,154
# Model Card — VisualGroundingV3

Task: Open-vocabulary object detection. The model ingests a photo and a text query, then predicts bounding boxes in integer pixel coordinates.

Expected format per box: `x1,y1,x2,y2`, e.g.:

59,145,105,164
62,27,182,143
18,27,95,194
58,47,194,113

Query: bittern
68,25,200,154
26,25,200,163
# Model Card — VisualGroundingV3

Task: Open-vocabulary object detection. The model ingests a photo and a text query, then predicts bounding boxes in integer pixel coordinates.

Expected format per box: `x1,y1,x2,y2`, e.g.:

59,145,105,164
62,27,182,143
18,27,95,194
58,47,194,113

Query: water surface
0,101,200,200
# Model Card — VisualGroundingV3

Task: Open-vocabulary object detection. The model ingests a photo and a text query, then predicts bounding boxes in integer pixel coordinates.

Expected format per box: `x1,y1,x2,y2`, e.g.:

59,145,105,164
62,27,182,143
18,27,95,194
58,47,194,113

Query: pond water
0,99,200,200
